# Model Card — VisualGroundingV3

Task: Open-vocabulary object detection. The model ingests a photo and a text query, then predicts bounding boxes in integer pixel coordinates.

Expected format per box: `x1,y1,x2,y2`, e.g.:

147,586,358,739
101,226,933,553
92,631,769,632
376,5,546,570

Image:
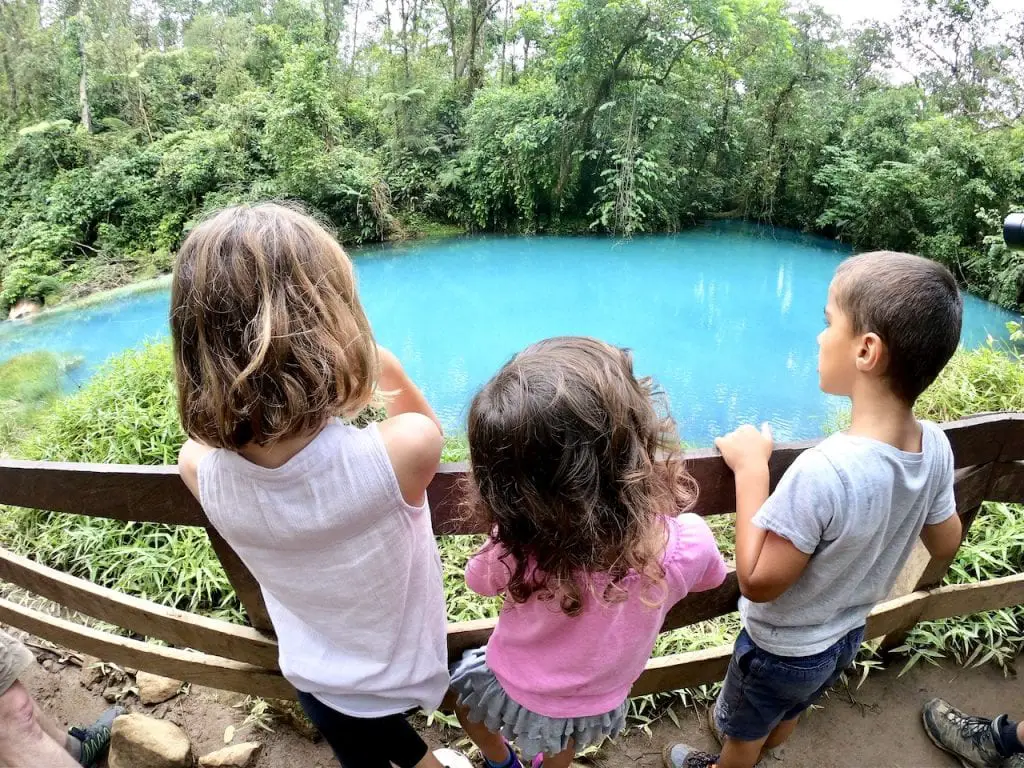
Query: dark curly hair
466,336,698,616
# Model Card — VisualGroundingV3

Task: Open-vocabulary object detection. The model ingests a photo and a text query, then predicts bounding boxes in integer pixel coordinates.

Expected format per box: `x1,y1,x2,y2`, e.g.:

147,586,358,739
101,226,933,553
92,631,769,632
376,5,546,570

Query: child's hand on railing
715,423,774,476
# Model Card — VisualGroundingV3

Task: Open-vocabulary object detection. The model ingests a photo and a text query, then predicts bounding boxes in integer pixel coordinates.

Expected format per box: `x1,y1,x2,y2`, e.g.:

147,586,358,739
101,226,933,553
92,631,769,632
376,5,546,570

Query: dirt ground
11,628,1021,768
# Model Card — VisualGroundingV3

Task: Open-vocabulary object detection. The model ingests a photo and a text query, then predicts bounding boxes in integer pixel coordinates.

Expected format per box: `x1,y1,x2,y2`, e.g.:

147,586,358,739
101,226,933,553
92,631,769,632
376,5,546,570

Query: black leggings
297,691,429,768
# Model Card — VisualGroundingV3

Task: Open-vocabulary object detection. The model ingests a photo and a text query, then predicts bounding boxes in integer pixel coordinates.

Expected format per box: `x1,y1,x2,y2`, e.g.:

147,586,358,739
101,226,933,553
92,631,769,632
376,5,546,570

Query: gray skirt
450,647,627,759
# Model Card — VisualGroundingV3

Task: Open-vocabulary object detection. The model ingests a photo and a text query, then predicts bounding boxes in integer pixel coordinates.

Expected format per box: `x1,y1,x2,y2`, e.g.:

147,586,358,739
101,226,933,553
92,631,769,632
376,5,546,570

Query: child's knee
0,682,41,740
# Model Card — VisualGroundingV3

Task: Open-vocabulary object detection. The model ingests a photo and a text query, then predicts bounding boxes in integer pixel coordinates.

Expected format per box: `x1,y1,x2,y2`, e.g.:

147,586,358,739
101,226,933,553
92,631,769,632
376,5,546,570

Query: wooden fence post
206,528,275,635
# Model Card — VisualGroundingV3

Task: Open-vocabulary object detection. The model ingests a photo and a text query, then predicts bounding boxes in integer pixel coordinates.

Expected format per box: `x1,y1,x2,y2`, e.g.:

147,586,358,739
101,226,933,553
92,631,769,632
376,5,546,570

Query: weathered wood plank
913,504,984,592
206,529,275,635
0,460,206,526
997,414,1024,463
663,572,740,631
2,414,1021,533
684,441,816,519
0,546,278,669
4,569,1019,703
921,572,1024,622
866,592,928,639
446,618,495,661
942,413,1023,467
629,645,732,697
954,464,994,514
0,598,294,700
986,460,1024,504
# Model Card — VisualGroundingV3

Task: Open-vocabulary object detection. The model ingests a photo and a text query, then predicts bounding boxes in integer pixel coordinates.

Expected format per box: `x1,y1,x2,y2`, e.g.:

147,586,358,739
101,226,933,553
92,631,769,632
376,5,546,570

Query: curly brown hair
170,202,378,449
466,336,698,616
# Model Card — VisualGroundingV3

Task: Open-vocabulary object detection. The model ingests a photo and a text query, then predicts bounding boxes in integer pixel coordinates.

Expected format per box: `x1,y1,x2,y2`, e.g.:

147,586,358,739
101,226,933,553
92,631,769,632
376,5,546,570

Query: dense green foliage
0,344,241,619
0,0,1022,310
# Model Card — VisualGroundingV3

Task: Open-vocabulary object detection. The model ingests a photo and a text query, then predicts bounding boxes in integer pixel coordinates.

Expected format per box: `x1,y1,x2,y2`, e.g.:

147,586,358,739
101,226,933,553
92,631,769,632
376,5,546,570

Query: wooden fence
1,412,1024,702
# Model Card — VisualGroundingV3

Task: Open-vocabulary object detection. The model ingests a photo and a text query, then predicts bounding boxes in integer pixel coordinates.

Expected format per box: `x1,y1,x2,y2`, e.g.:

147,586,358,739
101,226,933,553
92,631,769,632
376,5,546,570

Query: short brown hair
466,336,698,616
170,202,377,449
833,251,962,404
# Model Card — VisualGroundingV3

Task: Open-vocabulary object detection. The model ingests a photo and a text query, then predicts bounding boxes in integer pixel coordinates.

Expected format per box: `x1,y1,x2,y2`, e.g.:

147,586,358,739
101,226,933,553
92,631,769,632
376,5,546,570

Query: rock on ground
199,742,263,767
108,713,192,768
136,671,183,704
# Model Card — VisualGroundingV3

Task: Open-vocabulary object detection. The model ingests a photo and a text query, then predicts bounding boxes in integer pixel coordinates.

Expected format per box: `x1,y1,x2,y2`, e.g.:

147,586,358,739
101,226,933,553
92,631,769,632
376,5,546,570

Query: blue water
0,224,1017,445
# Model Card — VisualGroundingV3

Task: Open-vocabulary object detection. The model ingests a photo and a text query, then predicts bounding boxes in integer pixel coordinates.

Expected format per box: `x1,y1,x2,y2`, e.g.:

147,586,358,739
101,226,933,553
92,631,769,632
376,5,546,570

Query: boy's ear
855,332,886,374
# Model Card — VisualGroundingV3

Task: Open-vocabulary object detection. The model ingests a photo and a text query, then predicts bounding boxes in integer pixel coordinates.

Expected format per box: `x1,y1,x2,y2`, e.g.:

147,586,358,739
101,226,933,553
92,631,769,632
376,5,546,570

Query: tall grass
0,351,67,449
890,340,1024,672
0,344,244,620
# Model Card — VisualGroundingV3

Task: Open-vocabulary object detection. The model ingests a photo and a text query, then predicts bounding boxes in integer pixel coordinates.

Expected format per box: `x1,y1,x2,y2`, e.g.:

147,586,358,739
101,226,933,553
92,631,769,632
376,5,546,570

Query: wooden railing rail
0,412,1021,702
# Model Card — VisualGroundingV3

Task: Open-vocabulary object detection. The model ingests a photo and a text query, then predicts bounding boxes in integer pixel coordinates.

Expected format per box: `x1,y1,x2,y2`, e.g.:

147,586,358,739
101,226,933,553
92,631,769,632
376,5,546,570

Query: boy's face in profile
817,282,860,397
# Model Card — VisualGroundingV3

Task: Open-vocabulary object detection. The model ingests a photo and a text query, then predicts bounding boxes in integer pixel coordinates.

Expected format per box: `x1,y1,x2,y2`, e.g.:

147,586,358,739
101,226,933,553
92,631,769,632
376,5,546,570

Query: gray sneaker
663,744,719,768
922,698,1006,768
663,743,766,768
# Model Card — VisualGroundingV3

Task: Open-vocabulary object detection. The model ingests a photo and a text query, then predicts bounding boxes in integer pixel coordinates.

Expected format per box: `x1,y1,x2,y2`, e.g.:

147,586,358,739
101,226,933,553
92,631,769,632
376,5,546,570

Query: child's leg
668,628,863,768
454,700,514,765
762,716,799,750
717,736,768,768
297,691,428,768
539,739,575,768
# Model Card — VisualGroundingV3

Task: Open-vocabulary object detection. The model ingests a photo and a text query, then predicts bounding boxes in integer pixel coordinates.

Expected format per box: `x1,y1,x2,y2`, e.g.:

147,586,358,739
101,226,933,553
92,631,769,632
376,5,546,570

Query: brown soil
10,628,1021,768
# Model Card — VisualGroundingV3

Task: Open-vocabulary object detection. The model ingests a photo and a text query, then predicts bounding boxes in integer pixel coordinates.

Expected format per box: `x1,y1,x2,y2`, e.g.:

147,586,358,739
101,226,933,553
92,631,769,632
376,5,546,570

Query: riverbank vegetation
0,0,1022,311
1,339,1021,715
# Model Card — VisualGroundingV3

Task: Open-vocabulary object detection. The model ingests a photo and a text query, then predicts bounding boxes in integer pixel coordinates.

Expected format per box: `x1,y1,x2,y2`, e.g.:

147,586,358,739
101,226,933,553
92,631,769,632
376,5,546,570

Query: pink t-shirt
466,513,728,718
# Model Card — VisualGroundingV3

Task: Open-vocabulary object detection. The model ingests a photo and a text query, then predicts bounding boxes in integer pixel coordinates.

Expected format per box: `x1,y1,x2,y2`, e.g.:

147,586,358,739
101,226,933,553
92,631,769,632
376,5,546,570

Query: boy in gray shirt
669,252,967,768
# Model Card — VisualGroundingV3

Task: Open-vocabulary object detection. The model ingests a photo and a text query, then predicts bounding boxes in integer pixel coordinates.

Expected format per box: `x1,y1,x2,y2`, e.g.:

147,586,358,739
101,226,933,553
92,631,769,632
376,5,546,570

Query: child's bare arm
377,347,444,507
920,436,960,560
716,424,811,603
377,345,443,435
920,514,962,560
178,438,214,501
380,414,443,507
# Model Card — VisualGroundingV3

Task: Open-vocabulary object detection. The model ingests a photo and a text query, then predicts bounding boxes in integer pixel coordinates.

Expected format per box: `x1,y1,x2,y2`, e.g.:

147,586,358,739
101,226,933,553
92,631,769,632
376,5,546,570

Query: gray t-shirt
740,420,956,657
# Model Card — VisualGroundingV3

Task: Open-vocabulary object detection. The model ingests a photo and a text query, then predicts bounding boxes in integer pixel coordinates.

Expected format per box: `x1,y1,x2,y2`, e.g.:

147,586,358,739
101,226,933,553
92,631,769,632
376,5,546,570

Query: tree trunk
465,8,478,88
77,9,92,133
499,0,510,85
2,52,16,116
322,0,338,52
399,0,410,82
346,0,360,90
441,0,458,80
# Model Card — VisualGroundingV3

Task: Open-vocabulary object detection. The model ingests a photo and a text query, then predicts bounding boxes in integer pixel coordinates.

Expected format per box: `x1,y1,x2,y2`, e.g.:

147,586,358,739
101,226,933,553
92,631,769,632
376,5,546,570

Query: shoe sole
920,708,986,768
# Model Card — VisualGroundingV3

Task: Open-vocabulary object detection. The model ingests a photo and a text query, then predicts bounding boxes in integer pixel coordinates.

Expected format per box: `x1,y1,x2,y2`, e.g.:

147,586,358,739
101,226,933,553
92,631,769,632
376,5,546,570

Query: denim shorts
714,624,865,742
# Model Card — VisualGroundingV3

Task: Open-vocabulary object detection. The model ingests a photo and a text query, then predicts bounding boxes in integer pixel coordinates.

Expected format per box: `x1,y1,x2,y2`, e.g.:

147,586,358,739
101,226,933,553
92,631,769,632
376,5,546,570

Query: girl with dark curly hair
451,336,728,768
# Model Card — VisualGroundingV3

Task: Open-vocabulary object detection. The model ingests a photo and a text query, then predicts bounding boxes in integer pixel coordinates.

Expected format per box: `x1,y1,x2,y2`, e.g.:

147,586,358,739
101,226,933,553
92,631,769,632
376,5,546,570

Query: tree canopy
0,0,1022,310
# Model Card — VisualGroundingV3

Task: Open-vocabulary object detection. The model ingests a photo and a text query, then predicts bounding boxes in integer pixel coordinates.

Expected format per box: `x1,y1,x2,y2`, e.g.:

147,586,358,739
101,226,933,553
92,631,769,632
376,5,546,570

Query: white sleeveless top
197,420,449,717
